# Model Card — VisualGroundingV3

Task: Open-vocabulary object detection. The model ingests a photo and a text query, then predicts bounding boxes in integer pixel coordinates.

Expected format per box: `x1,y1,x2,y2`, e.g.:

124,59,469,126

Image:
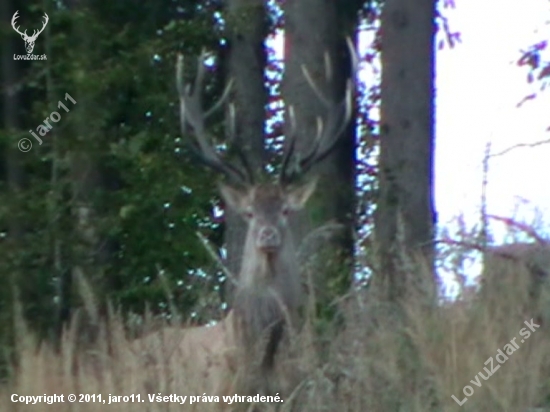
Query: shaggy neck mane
232,226,301,390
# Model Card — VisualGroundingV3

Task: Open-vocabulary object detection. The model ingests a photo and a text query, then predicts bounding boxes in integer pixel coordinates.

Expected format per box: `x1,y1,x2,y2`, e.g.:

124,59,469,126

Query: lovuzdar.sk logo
11,10,48,61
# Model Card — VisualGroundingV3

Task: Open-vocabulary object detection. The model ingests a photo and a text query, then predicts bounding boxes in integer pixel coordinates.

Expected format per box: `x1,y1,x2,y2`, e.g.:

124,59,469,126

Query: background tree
223,0,268,302
0,0,227,357
0,0,24,369
282,0,363,314
374,0,437,304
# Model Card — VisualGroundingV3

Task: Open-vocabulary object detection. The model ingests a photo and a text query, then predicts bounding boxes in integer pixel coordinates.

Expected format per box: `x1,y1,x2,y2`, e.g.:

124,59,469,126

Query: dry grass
2,258,550,412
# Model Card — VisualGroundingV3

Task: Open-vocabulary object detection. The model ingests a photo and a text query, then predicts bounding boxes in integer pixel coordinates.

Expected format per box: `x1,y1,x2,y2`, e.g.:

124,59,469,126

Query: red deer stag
133,44,355,409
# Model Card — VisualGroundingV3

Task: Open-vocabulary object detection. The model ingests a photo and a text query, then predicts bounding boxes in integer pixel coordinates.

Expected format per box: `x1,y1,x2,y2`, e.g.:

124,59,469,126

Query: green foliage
0,0,228,346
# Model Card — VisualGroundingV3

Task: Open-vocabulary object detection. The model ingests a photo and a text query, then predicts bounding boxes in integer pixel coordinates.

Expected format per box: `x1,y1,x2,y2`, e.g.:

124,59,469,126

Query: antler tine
283,115,323,181
281,37,356,184
301,64,331,107
194,49,207,99
298,80,353,171
176,52,249,184
11,11,26,37
228,103,255,184
346,36,359,81
323,51,332,84
35,13,48,37
176,54,190,134
206,78,233,118
280,105,298,180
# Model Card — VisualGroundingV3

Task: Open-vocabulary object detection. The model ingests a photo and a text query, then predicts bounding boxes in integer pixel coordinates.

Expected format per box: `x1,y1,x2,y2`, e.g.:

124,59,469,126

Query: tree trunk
66,0,104,344
1,0,24,352
375,0,436,303
283,0,359,303
224,0,267,302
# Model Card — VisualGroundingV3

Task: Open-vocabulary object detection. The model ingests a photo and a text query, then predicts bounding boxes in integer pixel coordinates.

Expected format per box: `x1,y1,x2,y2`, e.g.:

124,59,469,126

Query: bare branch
489,137,550,158
487,215,548,245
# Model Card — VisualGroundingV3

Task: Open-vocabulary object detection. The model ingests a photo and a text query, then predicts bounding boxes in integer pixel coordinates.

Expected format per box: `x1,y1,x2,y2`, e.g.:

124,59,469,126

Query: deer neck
238,233,301,309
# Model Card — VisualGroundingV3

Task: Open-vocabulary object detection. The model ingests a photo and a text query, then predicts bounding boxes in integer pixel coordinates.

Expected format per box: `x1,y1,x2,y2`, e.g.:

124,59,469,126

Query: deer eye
244,208,254,219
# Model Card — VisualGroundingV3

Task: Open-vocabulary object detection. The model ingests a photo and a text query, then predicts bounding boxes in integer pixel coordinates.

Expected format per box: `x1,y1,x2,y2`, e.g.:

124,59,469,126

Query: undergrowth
1,252,550,412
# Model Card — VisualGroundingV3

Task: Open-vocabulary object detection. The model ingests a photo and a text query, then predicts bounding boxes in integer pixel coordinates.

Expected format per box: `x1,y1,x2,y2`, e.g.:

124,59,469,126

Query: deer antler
280,37,357,185
11,11,48,40
31,13,49,40
176,50,252,184
11,11,26,38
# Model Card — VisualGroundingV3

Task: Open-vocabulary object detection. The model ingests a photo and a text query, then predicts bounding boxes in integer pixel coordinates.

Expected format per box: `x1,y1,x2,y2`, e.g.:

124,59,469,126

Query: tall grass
2,257,550,412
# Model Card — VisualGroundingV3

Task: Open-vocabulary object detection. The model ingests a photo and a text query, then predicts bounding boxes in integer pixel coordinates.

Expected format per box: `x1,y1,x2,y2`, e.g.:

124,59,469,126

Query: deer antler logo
11,11,49,54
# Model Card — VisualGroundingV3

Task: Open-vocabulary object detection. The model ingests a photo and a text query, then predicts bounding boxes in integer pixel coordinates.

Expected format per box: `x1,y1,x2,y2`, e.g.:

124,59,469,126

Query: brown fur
131,313,237,411
221,183,310,396
132,182,315,407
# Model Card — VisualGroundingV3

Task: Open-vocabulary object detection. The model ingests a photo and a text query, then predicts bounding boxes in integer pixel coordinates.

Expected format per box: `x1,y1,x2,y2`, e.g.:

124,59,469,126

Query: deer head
175,44,355,264
11,11,49,54
219,182,316,253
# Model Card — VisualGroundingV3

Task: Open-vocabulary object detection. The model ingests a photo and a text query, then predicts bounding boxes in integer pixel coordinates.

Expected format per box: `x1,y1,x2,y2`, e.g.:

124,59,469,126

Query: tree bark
1,0,24,351
65,0,105,344
224,0,267,301
283,0,359,301
375,0,436,303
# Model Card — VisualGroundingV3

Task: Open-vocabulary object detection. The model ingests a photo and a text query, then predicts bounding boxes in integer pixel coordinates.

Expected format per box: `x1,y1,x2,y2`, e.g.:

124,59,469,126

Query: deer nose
257,226,281,250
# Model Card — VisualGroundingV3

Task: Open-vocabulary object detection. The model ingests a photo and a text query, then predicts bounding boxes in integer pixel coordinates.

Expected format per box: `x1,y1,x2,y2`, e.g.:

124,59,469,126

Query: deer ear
286,178,317,210
219,183,248,212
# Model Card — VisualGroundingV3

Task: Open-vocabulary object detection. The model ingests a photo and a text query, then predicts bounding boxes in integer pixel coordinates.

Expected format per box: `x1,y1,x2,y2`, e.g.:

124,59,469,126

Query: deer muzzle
257,226,281,251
